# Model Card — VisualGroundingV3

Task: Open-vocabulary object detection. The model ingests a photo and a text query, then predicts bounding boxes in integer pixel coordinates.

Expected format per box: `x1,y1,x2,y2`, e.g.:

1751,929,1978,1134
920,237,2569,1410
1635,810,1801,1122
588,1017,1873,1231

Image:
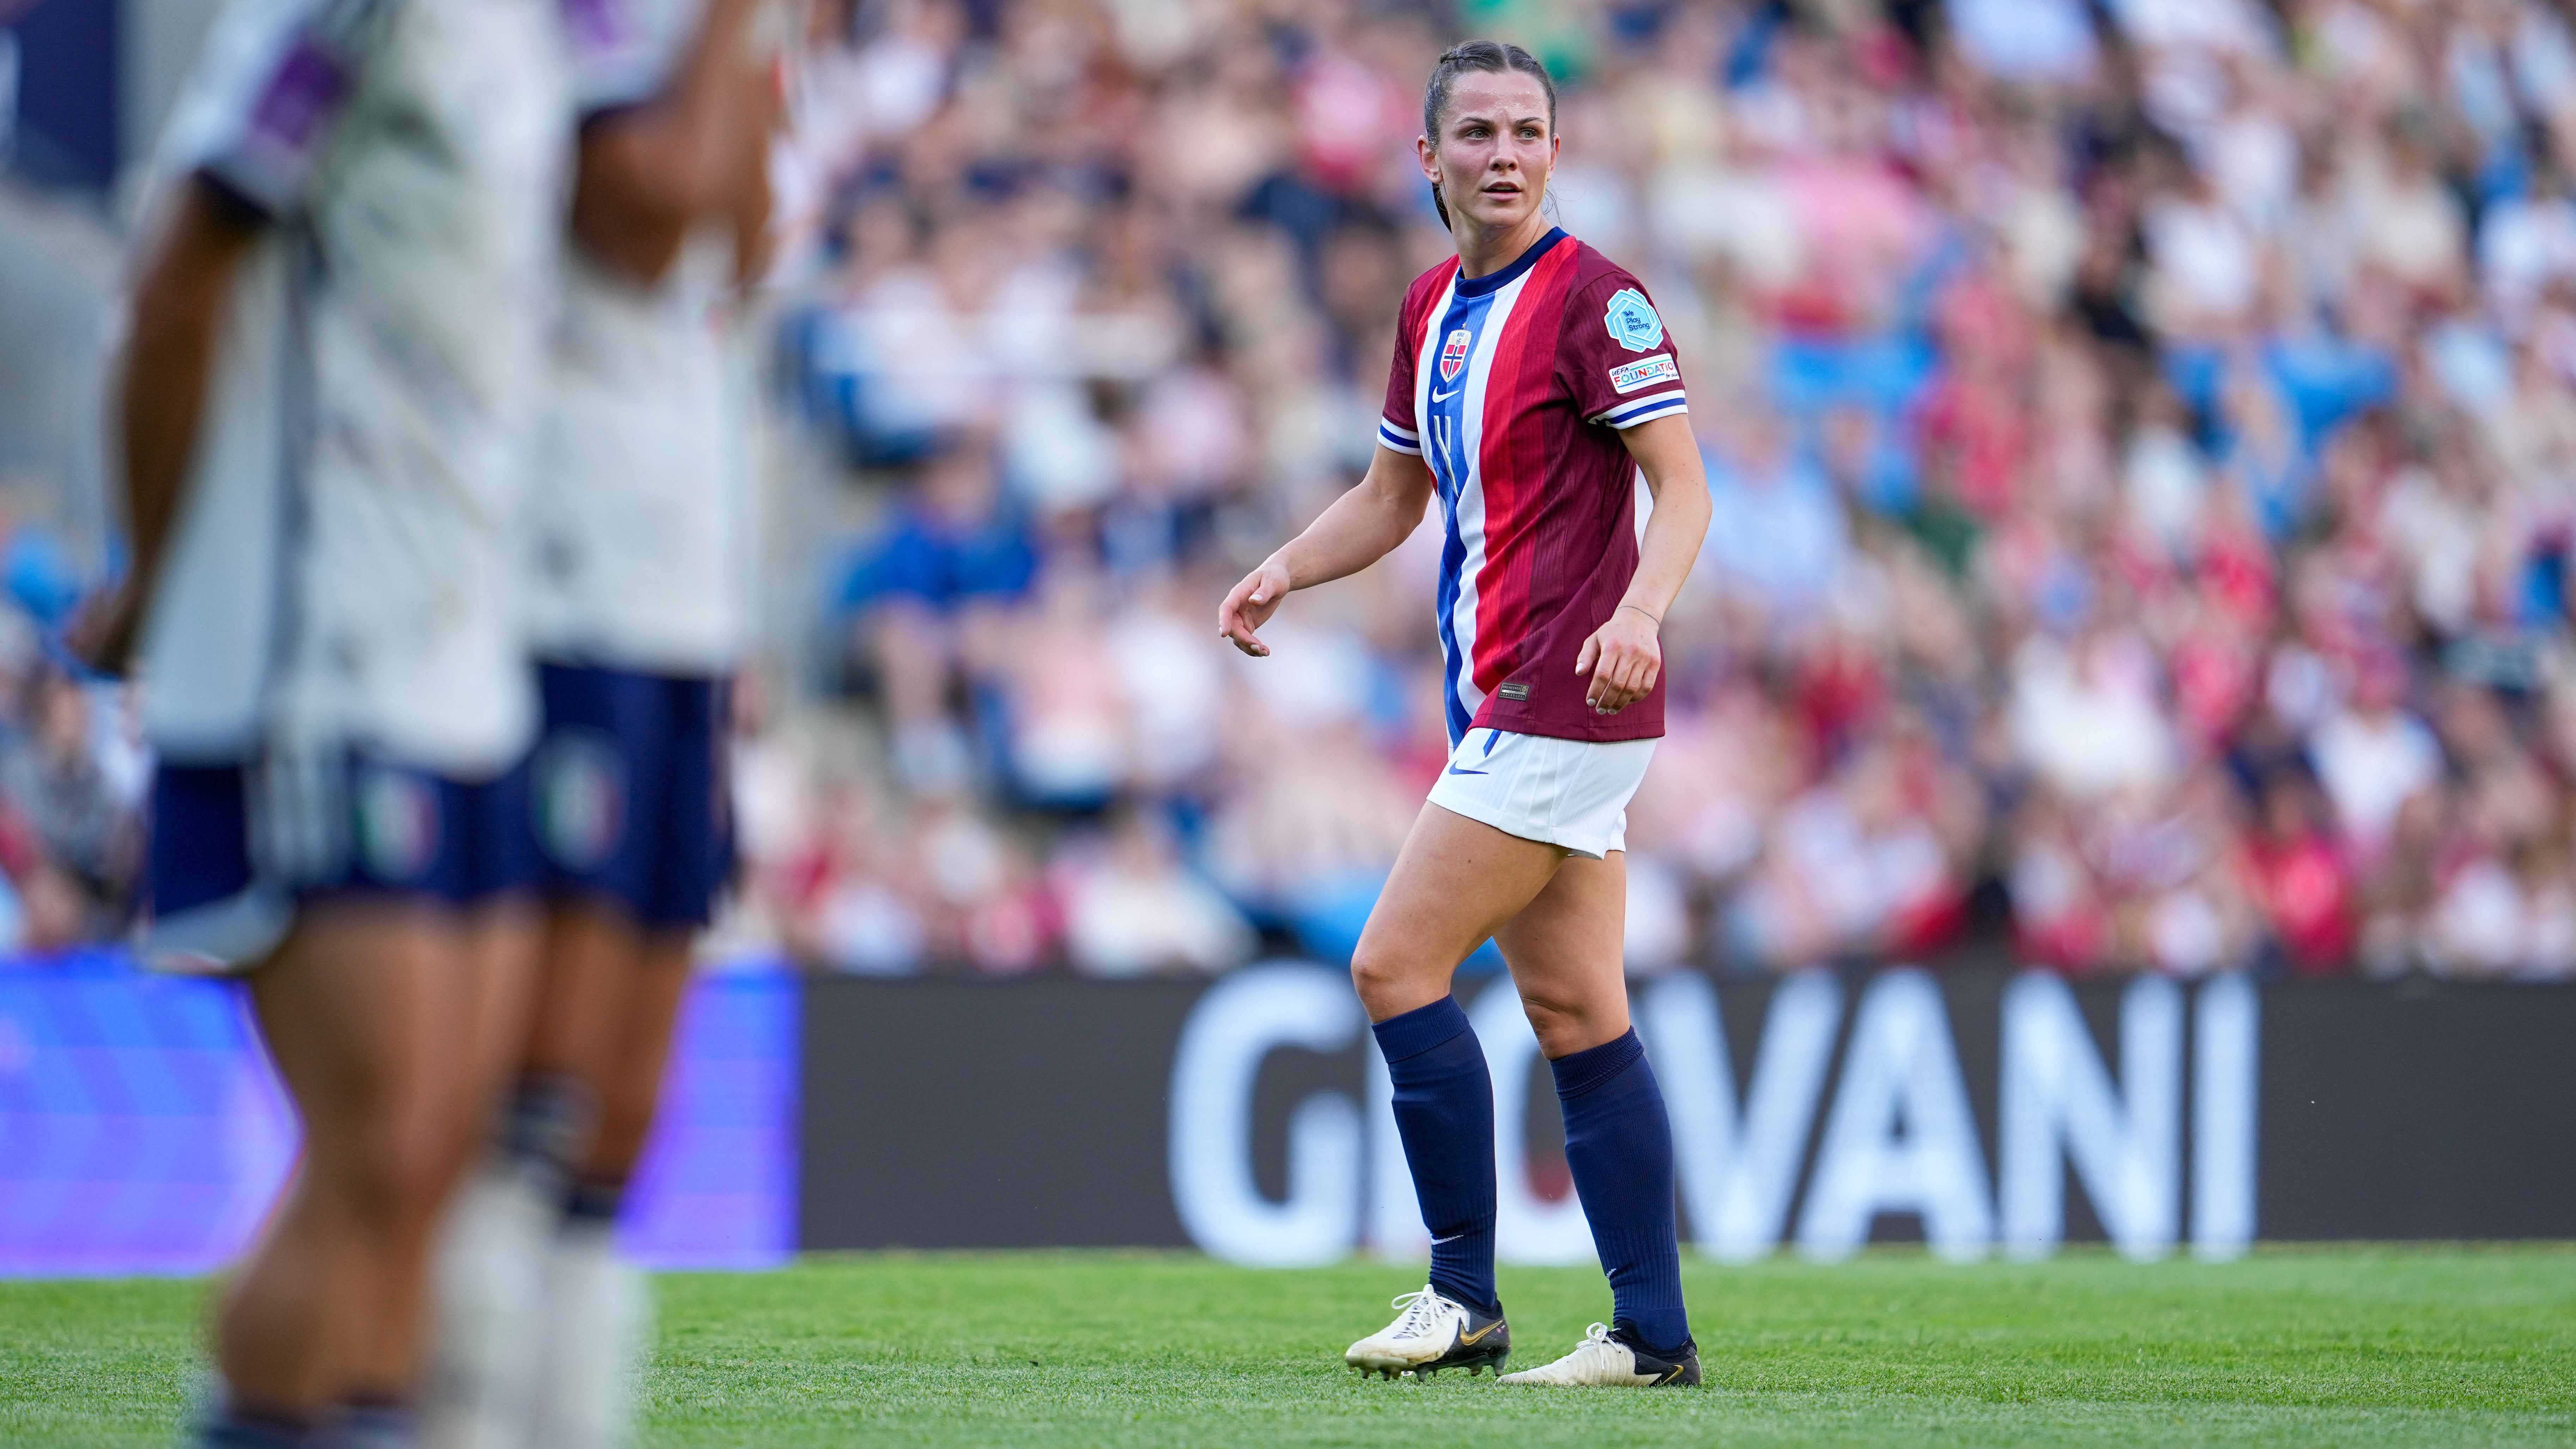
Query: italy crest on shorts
1602,288,1664,352
1438,328,1471,382
535,728,627,871
355,765,442,885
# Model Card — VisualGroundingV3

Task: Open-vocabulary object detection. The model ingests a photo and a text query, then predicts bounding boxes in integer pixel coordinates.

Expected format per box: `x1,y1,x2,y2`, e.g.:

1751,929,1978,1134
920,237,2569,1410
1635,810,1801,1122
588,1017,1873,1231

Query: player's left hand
1575,605,1660,714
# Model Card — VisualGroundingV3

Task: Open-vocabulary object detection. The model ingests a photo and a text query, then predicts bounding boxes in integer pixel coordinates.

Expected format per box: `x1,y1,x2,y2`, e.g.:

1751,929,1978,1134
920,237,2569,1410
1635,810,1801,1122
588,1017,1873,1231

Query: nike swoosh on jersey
1431,386,1461,401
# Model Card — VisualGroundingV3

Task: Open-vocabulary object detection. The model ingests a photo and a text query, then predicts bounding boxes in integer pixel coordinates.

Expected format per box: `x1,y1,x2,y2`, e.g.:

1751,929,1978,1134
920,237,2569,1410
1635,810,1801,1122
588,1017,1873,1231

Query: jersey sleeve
563,0,688,117
1560,271,1689,431
172,0,383,222
1376,304,1423,455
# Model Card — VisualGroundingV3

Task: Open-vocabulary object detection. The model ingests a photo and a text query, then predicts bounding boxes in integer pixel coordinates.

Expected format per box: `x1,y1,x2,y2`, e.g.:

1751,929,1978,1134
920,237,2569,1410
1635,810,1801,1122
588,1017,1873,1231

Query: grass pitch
2,1247,2572,1446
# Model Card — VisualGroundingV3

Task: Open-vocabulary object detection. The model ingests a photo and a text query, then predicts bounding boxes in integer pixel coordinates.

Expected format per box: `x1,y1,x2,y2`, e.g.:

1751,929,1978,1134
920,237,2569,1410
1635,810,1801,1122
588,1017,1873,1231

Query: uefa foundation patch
1609,353,1679,393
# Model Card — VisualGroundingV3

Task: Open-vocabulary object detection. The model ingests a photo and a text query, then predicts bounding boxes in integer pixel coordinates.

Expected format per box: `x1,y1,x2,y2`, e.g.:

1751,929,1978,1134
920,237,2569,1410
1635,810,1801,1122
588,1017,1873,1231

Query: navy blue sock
1371,996,1498,1316
563,1176,626,1225
1551,1029,1690,1354
196,1407,316,1447
332,1396,416,1448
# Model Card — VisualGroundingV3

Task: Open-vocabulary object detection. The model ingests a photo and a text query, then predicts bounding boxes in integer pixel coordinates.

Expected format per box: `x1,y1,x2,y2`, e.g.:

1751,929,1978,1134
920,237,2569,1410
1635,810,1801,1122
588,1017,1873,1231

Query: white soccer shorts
1423,728,1656,859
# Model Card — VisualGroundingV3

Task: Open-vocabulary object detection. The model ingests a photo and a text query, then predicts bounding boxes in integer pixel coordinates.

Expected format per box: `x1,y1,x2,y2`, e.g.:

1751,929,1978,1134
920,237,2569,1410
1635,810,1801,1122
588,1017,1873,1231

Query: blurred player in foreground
1218,40,1713,1389
424,1,773,1445
82,0,571,1442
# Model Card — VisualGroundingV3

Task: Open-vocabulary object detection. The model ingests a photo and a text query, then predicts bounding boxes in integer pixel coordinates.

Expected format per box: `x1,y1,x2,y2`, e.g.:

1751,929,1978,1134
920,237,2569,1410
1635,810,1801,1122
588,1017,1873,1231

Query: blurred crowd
0,501,144,958
14,0,2576,983
743,0,2576,983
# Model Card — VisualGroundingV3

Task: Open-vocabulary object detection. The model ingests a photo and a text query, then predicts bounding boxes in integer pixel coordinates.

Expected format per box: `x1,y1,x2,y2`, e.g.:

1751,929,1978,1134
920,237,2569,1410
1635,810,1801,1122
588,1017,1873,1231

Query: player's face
1419,72,1557,232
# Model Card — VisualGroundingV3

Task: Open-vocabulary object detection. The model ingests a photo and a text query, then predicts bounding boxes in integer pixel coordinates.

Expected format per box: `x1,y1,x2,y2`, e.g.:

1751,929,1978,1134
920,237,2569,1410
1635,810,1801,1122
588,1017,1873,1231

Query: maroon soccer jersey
1375,230,1690,746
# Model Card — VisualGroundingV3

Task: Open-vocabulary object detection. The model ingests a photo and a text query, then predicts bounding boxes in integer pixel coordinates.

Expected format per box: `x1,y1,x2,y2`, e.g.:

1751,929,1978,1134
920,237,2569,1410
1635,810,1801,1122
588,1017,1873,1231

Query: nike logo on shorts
1445,763,1487,776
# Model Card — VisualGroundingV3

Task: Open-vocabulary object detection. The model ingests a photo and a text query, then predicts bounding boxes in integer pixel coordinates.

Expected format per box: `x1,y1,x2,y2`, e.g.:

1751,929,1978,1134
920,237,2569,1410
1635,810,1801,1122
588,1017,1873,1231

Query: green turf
3,1247,2572,1446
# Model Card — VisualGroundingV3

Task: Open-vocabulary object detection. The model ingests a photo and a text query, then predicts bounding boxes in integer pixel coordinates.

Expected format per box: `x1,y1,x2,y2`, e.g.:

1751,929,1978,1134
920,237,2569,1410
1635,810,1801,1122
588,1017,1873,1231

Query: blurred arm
80,179,262,672
728,58,781,292
571,0,771,285
1216,445,1435,657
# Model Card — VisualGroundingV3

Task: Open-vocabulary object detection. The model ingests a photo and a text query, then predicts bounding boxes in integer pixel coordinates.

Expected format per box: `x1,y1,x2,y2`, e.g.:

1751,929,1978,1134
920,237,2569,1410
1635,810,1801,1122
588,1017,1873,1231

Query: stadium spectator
742,0,2576,982
31,0,2576,984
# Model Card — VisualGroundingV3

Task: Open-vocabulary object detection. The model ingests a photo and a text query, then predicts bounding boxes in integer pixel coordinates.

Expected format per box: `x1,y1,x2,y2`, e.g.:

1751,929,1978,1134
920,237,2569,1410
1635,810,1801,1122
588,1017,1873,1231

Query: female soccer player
427,1,775,1445
86,1,570,1441
1217,40,1712,1388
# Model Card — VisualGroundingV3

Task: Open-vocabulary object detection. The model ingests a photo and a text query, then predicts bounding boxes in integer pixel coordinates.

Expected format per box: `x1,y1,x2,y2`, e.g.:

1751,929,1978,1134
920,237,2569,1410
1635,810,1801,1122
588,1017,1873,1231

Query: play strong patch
1608,353,1679,394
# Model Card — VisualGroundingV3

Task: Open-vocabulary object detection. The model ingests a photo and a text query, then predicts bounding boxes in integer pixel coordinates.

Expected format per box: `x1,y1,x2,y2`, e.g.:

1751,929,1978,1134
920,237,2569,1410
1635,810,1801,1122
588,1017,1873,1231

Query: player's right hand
1217,558,1292,658
66,578,144,679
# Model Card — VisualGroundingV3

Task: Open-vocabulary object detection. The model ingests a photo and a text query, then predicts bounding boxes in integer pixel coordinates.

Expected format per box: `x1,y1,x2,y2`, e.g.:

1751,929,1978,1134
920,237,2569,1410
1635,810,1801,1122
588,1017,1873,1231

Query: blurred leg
215,898,472,1422
523,917,694,1449
525,903,635,1110
342,897,541,1404
578,932,693,1190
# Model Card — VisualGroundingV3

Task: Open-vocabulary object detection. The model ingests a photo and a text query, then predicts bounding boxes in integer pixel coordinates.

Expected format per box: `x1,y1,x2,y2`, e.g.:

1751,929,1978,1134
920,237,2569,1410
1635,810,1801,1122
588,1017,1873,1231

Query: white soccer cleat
528,1220,650,1449
421,1161,557,1449
1496,1322,1701,1387
1342,1285,1511,1379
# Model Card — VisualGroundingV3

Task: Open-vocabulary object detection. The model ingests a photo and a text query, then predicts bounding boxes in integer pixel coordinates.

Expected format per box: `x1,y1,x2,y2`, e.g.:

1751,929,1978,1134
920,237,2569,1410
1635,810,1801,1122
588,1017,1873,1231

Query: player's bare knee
332,1106,454,1233
1348,936,1431,1016
1522,993,1607,1059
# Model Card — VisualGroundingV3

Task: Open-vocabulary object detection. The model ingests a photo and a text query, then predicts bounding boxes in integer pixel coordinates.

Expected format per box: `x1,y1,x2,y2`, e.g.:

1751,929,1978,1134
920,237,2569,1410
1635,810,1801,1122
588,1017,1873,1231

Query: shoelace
1556,1322,1629,1368
1387,1289,1450,1340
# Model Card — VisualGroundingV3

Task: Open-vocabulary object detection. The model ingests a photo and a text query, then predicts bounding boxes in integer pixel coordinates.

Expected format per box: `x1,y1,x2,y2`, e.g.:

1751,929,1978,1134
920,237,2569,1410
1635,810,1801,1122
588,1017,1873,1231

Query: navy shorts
149,747,539,967
530,662,733,929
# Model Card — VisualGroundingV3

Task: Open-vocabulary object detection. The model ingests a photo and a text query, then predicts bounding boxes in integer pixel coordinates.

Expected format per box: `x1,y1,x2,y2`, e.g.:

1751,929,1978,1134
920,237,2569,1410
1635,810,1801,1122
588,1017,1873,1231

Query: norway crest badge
1438,328,1471,382
1603,288,1664,352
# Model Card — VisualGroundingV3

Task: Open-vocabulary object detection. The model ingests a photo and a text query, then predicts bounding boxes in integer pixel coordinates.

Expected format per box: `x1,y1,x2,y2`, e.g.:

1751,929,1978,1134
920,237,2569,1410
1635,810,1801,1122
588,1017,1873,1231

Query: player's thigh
1352,802,1567,1019
1494,849,1630,1059
444,896,542,1155
587,932,695,1176
250,897,473,1207
527,899,641,1081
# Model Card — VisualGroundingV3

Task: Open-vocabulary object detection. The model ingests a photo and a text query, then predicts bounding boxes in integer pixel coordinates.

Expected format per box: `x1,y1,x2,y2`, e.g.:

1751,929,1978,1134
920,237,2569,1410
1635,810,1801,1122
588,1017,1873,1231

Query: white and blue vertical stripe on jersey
1424,282,1500,749
1417,229,1563,748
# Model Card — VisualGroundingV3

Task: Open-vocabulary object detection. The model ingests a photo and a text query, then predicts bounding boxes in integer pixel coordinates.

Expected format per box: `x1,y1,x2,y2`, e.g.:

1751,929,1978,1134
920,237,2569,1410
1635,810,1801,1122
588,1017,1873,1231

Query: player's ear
1416,133,1440,184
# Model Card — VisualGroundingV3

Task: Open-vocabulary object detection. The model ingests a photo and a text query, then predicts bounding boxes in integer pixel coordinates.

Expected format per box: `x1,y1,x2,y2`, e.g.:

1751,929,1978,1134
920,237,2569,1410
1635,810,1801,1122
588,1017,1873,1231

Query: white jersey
139,0,572,778
524,0,757,675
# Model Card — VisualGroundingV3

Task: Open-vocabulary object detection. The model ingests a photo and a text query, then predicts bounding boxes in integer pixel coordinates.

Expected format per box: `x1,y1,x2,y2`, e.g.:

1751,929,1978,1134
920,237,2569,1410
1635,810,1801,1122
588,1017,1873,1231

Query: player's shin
420,1075,593,1449
531,1183,649,1449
